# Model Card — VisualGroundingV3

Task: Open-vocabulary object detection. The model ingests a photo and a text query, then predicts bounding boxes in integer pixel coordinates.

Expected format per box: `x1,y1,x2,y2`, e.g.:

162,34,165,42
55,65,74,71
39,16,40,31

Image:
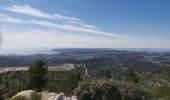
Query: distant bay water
1,48,170,56
0,48,59,56
113,48,170,52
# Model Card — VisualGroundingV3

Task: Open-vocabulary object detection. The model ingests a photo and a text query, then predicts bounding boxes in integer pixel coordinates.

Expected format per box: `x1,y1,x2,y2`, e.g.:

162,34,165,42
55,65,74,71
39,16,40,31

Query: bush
123,88,151,100
0,74,28,98
45,73,81,96
98,68,112,79
9,96,28,100
75,79,152,100
153,86,170,99
0,96,4,100
126,69,139,83
75,79,122,100
31,92,42,100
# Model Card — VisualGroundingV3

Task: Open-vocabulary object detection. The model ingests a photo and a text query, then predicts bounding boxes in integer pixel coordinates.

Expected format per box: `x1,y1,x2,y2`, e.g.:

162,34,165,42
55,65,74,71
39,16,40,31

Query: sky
0,0,170,53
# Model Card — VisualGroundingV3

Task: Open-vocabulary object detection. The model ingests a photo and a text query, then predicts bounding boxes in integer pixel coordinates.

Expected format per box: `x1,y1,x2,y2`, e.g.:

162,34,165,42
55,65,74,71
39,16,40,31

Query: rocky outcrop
11,90,77,100
12,90,34,100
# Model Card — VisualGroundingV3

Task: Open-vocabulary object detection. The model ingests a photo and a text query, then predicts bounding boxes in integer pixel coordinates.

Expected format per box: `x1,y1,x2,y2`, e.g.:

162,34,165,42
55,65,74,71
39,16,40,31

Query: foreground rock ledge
11,90,77,100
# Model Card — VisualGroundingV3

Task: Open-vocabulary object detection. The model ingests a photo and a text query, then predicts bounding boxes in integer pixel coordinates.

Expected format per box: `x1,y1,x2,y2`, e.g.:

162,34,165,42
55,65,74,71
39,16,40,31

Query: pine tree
28,61,47,91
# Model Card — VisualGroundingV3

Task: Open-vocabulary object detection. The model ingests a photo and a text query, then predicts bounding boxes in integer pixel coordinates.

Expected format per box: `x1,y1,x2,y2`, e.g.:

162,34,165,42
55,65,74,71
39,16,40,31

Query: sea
1,48,170,56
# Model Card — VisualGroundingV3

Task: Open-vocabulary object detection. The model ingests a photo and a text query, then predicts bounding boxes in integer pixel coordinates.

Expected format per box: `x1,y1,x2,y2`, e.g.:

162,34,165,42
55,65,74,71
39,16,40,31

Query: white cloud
80,24,97,29
4,4,55,19
0,14,127,38
29,20,127,38
3,4,80,22
0,14,25,23
3,4,97,29
54,13,80,22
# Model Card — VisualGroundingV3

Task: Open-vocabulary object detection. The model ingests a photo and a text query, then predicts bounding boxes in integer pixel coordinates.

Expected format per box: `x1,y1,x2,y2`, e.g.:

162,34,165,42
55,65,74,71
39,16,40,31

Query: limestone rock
12,90,78,100
12,90,34,100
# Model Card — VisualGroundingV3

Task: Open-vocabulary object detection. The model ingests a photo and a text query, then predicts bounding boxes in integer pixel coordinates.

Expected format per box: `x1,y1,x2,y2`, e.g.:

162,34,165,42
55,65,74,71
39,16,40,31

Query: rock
12,90,78,100
44,92,64,100
12,90,34,100
71,96,77,100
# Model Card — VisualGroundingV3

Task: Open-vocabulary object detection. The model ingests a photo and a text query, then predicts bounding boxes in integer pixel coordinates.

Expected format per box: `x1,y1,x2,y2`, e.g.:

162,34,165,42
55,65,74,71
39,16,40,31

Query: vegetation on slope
0,60,169,100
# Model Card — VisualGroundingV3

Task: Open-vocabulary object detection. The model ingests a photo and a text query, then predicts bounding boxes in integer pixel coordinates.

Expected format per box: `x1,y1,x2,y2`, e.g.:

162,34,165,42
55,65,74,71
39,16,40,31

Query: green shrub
123,88,151,100
75,79,122,100
9,96,28,100
126,69,139,83
45,73,81,96
0,96,4,100
31,92,42,100
154,86,170,99
98,68,112,79
75,79,152,100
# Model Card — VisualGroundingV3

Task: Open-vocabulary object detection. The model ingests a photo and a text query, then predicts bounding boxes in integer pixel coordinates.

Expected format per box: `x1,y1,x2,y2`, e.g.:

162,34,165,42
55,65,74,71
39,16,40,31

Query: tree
126,69,139,83
99,68,112,79
0,85,4,100
28,61,47,91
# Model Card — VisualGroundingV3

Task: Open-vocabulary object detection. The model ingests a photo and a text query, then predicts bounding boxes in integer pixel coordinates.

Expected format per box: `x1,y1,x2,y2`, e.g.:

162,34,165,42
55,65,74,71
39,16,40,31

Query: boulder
12,90,78,100
12,90,34,100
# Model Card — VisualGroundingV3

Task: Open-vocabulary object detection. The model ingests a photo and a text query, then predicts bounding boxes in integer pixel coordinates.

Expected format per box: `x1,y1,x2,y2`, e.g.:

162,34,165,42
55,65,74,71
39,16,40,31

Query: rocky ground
11,90,77,100
0,64,83,73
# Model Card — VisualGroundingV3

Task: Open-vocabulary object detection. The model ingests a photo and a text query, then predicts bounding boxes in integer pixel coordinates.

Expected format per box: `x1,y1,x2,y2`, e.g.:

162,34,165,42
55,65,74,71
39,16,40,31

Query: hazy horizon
0,0,170,51
1,48,170,55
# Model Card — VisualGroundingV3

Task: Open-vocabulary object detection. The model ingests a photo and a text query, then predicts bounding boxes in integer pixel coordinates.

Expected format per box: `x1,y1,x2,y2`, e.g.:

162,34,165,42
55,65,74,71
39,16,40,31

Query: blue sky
0,0,170,52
